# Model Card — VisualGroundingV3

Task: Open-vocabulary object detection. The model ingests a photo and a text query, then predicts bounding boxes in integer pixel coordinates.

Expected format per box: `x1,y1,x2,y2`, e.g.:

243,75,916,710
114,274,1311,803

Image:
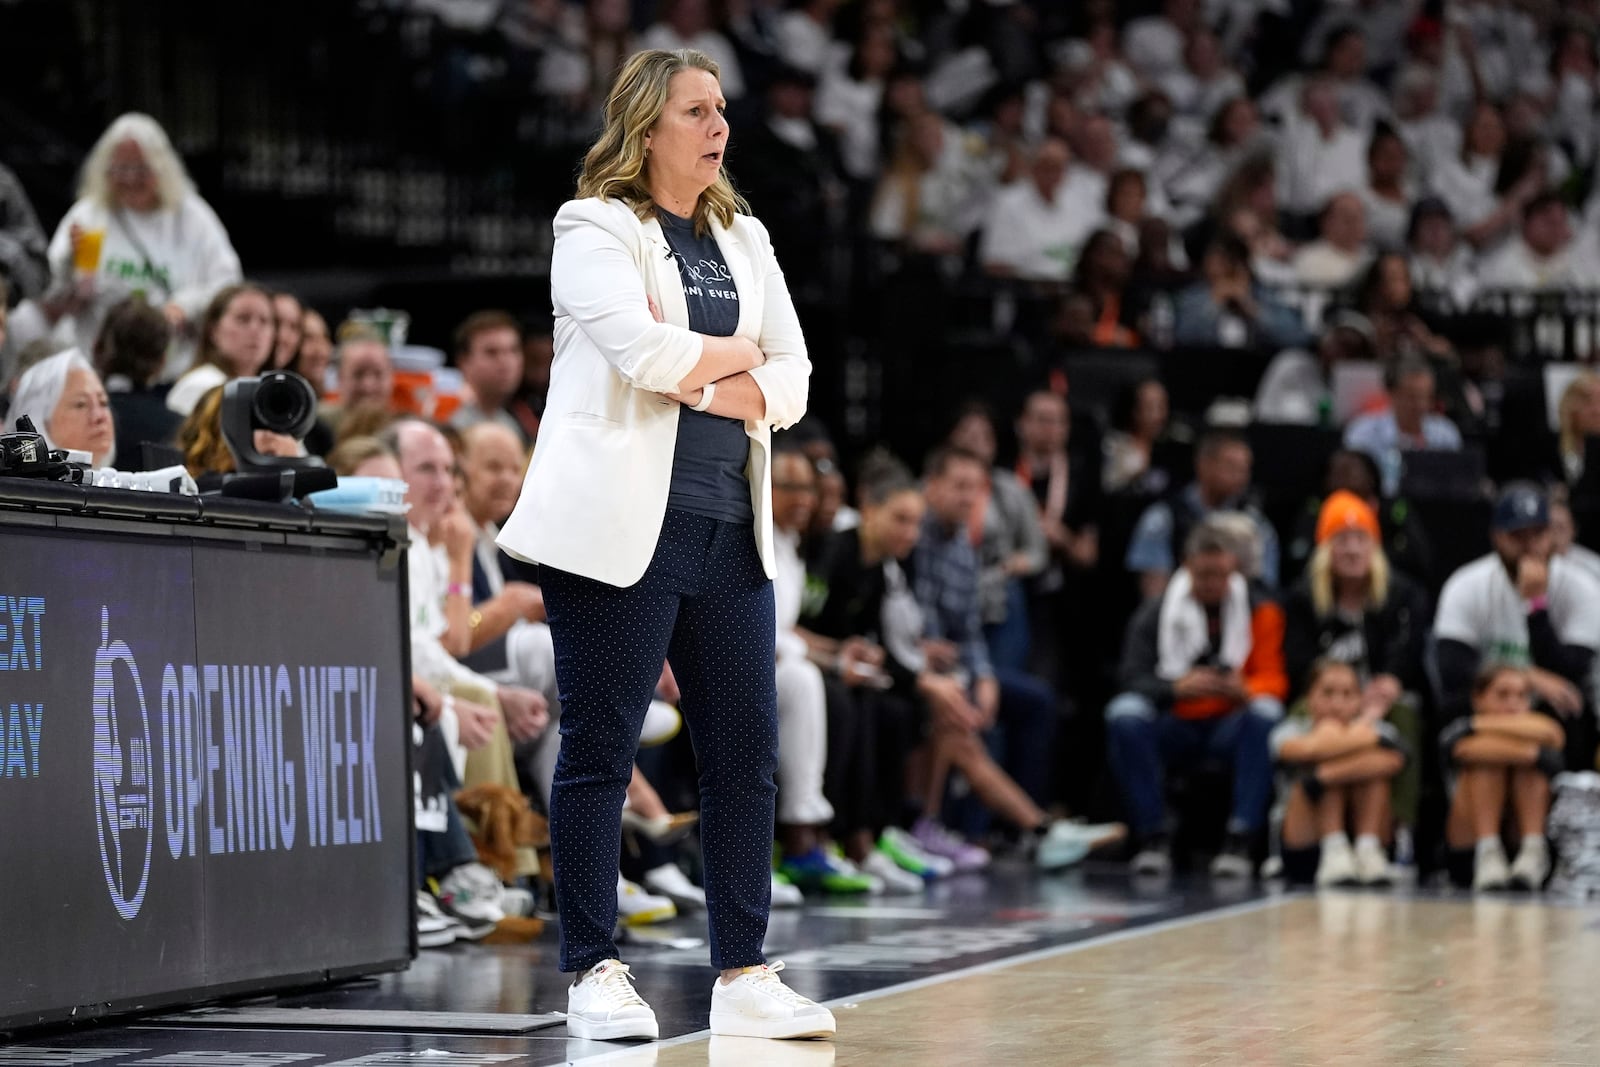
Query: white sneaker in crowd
499,884,537,917
1315,833,1359,888
709,961,836,1040
1509,835,1550,891
861,849,925,894
770,873,805,909
1474,837,1511,892
437,862,506,939
567,959,659,1041
618,874,678,925
416,891,464,949
1353,835,1394,887
643,863,707,910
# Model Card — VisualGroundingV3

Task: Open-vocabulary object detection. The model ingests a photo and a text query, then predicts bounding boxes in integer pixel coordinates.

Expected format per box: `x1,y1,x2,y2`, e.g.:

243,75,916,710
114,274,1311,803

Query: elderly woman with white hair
35,112,241,367
9,348,116,468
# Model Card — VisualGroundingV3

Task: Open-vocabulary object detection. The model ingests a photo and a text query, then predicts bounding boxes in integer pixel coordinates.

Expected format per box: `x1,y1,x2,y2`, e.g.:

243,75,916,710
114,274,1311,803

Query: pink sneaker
911,818,990,871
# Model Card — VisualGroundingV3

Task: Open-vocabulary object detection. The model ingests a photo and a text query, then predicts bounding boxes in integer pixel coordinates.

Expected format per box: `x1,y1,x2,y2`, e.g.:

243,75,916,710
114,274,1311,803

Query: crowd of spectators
12,0,1600,944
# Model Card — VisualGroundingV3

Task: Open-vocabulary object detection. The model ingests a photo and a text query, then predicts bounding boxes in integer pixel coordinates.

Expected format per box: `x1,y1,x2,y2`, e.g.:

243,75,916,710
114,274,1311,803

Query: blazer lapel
712,221,756,339
642,216,691,329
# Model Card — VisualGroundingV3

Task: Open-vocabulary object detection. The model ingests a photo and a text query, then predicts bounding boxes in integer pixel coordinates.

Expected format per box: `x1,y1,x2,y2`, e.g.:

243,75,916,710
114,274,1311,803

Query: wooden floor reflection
646,894,1600,1067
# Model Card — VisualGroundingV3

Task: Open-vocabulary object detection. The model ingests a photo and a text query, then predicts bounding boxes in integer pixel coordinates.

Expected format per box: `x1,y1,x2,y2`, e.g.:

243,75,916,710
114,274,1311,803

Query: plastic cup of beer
73,228,105,275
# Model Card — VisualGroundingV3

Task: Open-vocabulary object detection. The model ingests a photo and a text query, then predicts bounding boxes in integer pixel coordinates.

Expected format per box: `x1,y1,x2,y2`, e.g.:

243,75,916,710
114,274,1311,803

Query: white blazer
496,196,811,587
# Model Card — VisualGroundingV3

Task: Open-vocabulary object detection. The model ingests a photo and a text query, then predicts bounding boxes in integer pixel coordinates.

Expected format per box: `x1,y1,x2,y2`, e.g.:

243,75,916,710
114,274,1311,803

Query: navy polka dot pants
540,509,778,973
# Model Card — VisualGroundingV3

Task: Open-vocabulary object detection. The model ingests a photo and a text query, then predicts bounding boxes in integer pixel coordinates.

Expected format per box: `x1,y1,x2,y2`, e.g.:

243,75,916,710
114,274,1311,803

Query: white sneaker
1509,835,1550,891
1315,834,1359,888
709,961,836,1040
1036,820,1127,871
416,891,463,949
437,862,506,938
770,874,804,909
1353,836,1393,887
1131,846,1171,878
500,885,536,917
617,874,678,925
567,959,659,1041
861,848,925,894
1474,838,1511,892
643,863,707,910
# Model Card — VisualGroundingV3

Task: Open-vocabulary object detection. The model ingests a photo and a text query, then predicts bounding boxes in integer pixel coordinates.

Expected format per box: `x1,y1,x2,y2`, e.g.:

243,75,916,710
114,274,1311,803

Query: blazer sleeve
550,199,706,394
742,215,811,431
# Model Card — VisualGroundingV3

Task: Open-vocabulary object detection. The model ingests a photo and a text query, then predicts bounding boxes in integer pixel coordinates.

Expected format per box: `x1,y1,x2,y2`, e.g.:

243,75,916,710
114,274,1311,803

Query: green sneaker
878,827,954,879
779,847,876,894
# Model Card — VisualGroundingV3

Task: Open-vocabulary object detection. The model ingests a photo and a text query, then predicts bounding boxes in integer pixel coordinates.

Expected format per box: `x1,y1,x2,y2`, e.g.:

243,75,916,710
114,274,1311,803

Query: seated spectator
166,283,275,417
1405,197,1476,309
1122,0,1201,83
639,0,746,98
1428,102,1541,251
1016,388,1099,574
1161,97,1266,228
1434,483,1600,772
911,446,1116,870
1476,191,1585,291
269,290,302,370
1254,310,1376,426
1158,29,1244,132
1359,126,1415,253
1342,357,1463,496
1102,377,1174,495
1283,492,1427,845
175,384,300,482
448,311,528,442
1440,665,1562,891
9,348,115,467
775,0,842,76
1549,494,1600,583
1284,449,1434,590
39,113,241,368
1271,660,1407,887
1070,230,1140,346
508,324,552,442
1126,429,1281,598
1106,518,1287,878
93,296,181,470
388,418,549,806
796,457,958,886
814,23,899,182
1276,77,1369,221
1172,232,1308,351
1291,191,1372,288
289,308,333,396
947,404,1048,670
1263,24,1391,135
1103,167,1150,254
1358,252,1453,363
978,138,1096,282
768,445,877,895
870,109,986,258
1557,373,1600,488
324,325,397,438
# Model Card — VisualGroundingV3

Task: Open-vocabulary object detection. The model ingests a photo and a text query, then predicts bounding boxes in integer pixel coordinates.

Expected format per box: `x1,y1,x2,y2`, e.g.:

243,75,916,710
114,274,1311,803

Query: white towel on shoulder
1156,568,1253,681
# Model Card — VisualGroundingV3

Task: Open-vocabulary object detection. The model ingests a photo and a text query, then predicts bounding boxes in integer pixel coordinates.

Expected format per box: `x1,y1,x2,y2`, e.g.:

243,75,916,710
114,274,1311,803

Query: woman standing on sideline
496,50,829,1043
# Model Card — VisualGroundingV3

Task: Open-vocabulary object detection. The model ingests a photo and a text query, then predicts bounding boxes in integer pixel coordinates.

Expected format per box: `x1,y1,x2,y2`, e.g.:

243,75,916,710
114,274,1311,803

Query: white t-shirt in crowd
407,523,500,695
47,192,242,358
1360,185,1414,253
1291,241,1371,288
1475,235,1584,291
774,528,810,664
1434,553,1600,666
638,24,746,97
775,11,837,74
978,178,1100,282
1277,117,1368,216
1122,16,1185,81
815,70,884,180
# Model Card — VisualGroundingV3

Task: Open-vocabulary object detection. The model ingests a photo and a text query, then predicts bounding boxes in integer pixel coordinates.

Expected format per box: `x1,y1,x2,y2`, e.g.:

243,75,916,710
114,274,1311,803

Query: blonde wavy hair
576,48,747,235
1558,372,1600,461
1308,538,1392,617
78,112,193,212
177,385,235,478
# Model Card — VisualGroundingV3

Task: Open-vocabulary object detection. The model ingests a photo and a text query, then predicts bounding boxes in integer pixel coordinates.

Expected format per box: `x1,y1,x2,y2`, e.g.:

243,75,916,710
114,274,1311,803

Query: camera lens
251,372,317,436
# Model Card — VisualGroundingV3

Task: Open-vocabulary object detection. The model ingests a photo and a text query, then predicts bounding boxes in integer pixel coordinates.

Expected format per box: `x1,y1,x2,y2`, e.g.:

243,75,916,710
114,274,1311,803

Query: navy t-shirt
659,208,753,525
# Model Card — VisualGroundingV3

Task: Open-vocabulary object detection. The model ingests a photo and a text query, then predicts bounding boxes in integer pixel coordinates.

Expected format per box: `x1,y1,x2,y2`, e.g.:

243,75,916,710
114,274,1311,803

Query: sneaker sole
710,1012,836,1040
621,905,678,926
566,1014,660,1041
417,929,458,949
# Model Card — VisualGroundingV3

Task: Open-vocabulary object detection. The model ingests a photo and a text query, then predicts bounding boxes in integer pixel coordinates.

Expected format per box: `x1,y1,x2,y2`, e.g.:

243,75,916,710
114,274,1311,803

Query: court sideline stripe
568,893,1294,1065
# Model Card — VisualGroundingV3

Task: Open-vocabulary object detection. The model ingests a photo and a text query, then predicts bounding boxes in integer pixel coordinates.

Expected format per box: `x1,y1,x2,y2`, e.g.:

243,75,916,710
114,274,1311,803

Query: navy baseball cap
1492,482,1550,532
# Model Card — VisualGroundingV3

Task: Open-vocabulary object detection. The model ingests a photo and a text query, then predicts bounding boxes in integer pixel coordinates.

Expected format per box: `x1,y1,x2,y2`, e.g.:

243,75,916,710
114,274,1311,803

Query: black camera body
0,416,91,483
218,372,335,502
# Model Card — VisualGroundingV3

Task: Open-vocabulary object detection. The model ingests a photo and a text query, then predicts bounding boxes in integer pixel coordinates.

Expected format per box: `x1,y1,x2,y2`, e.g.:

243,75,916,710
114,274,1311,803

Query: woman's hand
252,430,302,457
